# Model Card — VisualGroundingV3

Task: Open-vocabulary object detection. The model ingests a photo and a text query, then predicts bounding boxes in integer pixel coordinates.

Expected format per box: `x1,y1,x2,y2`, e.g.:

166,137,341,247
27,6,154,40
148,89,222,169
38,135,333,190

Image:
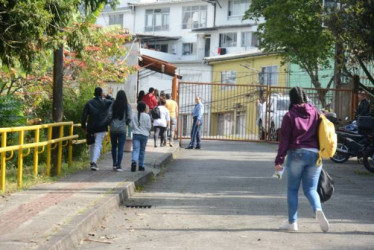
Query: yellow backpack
317,114,337,165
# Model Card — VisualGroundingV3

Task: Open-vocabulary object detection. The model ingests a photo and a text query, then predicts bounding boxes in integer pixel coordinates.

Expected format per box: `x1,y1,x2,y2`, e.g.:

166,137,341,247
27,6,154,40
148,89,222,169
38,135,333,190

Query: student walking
142,87,158,111
153,98,170,147
165,93,178,147
186,96,204,149
130,101,152,172
107,90,131,172
81,87,113,171
275,87,329,232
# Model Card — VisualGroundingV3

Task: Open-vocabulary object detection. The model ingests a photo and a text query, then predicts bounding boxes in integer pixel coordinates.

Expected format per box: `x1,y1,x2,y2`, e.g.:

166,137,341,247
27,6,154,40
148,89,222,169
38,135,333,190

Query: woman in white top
130,101,152,172
153,98,170,147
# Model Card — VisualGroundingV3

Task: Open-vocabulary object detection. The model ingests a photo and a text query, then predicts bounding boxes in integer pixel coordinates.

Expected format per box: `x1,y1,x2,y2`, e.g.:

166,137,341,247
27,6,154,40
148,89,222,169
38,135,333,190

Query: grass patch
353,170,374,176
135,185,143,192
3,154,89,194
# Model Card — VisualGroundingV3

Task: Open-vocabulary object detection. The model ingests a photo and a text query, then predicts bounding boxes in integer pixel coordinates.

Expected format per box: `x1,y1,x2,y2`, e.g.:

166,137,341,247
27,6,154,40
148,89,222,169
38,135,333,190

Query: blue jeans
286,149,322,223
189,117,201,147
110,132,126,166
132,134,148,167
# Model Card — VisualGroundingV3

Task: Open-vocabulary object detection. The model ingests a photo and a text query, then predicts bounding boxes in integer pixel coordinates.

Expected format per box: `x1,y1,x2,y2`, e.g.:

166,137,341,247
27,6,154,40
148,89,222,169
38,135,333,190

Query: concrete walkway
0,141,179,250
79,141,374,250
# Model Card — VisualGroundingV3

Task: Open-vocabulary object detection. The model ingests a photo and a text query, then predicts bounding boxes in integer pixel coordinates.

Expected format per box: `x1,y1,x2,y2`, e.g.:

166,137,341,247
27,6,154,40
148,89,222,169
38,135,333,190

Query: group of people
81,86,181,173
138,87,178,148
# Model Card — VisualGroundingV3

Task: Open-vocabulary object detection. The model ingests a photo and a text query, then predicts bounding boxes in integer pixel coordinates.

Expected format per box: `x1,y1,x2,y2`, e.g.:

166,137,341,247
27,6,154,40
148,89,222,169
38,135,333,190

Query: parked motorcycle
358,116,374,173
330,120,366,163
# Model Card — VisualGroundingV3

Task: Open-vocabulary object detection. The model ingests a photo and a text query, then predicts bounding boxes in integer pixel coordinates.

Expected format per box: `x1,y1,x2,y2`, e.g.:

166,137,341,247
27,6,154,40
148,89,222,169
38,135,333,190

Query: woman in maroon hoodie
275,87,329,233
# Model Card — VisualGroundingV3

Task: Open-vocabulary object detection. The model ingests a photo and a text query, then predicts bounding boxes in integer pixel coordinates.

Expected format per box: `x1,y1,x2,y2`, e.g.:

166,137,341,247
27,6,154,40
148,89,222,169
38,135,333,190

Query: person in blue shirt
186,96,204,149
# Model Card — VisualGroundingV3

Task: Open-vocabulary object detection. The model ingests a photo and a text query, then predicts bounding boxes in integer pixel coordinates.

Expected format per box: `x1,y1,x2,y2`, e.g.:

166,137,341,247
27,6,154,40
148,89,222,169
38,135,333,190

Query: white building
97,0,262,136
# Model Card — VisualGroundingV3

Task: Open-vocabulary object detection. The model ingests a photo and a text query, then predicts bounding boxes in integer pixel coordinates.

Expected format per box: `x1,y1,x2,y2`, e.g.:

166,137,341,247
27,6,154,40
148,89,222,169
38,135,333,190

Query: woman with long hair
275,87,329,232
108,90,131,171
137,90,145,103
130,101,152,172
153,97,170,147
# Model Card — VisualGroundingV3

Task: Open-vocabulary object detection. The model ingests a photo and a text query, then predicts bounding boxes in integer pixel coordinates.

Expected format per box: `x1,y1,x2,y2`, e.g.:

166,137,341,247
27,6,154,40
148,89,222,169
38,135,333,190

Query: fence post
33,128,40,177
266,85,271,141
68,124,73,167
46,126,52,176
17,130,24,188
1,132,6,193
57,125,64,175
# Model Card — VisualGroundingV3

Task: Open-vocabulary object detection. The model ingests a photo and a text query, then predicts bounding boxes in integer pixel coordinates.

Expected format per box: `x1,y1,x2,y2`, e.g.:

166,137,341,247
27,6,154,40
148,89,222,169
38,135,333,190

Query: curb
40,147,179,250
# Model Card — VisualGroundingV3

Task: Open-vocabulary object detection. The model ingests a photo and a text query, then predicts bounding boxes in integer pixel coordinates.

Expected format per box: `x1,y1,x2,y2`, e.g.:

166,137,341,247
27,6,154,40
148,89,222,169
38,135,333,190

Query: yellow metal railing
0,122,82,193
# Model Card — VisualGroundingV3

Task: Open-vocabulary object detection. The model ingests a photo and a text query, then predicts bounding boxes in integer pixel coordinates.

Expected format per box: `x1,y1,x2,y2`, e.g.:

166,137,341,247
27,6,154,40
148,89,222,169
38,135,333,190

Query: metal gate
177,82,354,142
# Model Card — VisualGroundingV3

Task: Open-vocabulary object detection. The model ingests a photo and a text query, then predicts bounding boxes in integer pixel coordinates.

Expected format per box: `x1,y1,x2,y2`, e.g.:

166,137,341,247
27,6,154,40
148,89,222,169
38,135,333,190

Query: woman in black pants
152,97,170,147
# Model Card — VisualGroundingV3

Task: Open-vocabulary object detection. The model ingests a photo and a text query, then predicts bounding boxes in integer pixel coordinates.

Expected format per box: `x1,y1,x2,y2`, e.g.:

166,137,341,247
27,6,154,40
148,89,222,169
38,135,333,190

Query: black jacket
81,97,113,133
355,99,371,119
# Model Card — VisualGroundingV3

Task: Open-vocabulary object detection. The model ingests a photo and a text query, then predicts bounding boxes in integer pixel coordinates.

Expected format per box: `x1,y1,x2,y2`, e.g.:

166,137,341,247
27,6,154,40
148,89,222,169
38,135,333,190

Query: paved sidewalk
79,141,374,250
0,141,179,250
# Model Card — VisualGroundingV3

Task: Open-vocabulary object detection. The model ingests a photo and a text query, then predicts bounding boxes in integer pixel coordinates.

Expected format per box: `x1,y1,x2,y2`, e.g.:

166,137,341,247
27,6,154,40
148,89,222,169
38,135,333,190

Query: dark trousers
154,126,167,146
189,117,201,147
110,132,126,166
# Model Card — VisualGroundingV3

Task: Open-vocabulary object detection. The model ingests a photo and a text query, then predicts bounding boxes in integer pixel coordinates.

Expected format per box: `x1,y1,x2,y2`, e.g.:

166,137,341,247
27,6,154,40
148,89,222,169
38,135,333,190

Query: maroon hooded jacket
275,103,319,165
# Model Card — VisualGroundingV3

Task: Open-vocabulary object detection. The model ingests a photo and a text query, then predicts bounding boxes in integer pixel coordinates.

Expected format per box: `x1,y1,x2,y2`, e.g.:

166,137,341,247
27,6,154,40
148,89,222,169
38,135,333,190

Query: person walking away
154,89,160,104
137,90,145,103
153,98,170,147
165,93,178,147
186,96,204,149
355,90,371,119
81,87,113,171
130,101,152,172
107,90,132,172
275,87,329,232
142,87,158,111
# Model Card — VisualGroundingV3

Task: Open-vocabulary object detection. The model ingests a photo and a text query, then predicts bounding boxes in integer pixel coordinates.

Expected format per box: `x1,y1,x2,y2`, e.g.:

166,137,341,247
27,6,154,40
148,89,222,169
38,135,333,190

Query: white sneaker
279,221,298,232
316,209,329,232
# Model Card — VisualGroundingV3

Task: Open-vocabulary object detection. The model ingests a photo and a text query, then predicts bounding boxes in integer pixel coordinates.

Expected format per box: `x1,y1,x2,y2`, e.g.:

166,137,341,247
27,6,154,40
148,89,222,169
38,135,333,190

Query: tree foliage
244,0,335,105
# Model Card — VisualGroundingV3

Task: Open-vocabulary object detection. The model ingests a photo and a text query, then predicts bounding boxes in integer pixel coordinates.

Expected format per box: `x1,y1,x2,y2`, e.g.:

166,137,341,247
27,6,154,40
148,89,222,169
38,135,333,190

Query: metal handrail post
17,130,24,188
46,127,52,176
68,124,73,167
33,128,40,177
57,125,64,175
1,132,6,193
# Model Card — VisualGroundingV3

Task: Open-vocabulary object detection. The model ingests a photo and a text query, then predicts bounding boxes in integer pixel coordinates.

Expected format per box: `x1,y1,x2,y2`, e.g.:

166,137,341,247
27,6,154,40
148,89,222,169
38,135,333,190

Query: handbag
317,168,334,203
86,133,95,145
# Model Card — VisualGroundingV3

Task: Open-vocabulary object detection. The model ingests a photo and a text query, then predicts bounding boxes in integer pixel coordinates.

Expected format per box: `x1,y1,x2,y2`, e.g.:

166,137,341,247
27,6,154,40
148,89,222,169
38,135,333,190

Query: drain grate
124,205,152,209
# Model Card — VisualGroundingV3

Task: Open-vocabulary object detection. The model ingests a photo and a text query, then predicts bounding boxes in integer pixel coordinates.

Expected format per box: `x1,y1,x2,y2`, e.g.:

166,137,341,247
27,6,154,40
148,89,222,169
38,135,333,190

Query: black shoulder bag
317,168,334,203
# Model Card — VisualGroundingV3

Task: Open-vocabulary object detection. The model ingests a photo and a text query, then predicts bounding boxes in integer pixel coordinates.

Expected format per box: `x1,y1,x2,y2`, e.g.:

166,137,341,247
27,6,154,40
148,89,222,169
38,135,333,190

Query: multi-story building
97,0,264,137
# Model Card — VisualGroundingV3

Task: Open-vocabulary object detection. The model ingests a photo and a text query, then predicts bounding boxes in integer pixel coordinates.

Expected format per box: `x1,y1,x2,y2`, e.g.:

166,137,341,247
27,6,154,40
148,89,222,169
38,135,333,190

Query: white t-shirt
153,106,170,128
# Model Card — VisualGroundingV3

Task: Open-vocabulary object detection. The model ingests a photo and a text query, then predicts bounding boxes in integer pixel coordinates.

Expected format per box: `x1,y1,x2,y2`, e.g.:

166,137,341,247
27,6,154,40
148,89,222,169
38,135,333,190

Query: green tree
244,0,335,106
329,0,374,87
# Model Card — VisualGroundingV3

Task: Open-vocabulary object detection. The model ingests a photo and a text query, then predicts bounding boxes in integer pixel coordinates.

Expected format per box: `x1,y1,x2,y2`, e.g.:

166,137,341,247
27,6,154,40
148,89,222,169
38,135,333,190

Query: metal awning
135,33,181,42
192,24,254,33
139,55,177,77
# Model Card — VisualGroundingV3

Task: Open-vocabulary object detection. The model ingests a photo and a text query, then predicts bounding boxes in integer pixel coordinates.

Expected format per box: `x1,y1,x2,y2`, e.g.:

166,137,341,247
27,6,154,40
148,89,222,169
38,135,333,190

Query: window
182,5,207,29
260,66,278,85
228,0,251,17
145,8,170,32
241,32,258,47
219,33,237,47
109,14,124,28
182,43,194,55
221,71,236,90
146,43,169,53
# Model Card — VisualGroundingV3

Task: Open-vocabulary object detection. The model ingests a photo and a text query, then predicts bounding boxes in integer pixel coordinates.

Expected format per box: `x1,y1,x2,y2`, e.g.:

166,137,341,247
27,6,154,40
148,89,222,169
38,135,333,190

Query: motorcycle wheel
330,143,349,163
363,155,374,173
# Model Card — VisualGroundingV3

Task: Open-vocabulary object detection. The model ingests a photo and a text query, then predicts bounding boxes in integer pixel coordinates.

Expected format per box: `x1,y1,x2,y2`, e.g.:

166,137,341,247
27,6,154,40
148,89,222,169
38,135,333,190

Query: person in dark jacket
107,90,132,172
81,87,113,171
355,90,371,119
275,87,329,233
